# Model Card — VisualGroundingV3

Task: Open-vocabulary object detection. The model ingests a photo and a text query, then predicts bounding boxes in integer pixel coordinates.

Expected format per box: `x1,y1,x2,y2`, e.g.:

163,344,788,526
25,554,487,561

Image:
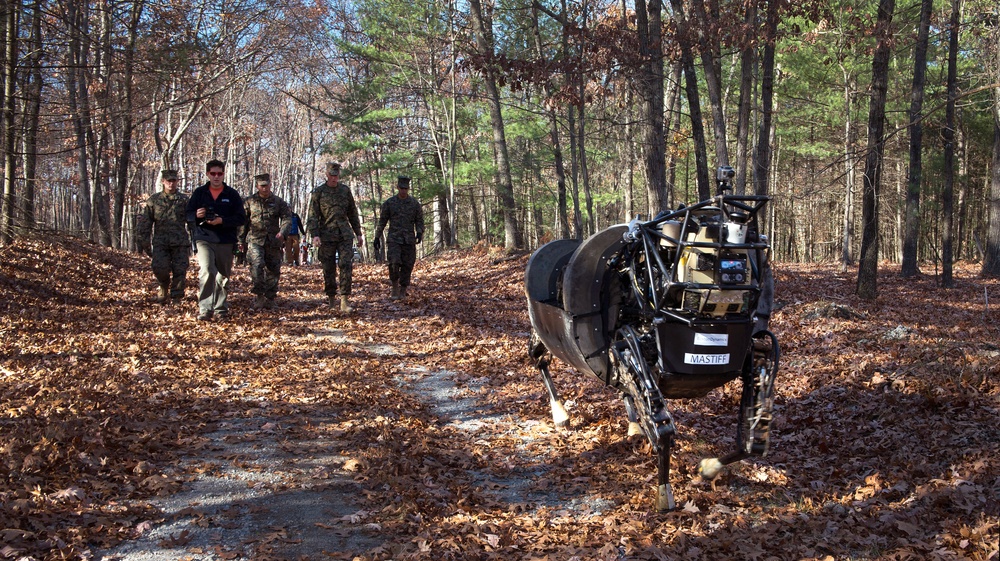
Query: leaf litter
0,235,998,560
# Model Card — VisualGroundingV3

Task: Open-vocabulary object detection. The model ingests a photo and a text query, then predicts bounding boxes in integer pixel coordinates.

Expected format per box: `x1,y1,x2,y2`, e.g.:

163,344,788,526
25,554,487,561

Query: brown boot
390,282,400,300
251,295,267,309
399,285,407,299
340,295,353,313
156,284,169,303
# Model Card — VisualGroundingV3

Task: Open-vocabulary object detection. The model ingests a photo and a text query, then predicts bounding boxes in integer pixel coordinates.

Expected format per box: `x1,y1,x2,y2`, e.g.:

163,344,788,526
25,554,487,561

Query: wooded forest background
2,0,1000,297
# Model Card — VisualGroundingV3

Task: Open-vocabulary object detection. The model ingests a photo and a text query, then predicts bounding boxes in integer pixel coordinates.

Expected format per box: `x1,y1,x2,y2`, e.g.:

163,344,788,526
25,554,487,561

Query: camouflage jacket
307,182,362,242
375,195,424,245
241,193,292,247
136,190,191,249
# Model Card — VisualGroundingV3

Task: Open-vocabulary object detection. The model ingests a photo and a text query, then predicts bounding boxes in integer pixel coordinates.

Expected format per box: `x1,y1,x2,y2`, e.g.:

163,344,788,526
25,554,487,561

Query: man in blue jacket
185,159,246,321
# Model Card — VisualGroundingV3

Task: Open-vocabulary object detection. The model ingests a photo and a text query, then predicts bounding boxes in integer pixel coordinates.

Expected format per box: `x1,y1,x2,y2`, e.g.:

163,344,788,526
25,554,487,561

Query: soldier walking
307,162,364,312
373,176,424,300
241,174,292,309
135,169,191,303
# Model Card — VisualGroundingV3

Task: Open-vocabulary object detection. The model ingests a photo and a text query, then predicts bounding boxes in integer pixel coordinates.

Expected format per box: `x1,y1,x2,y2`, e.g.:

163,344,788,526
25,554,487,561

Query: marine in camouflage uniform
135,170,191,303
240,174,292,309
307,162,364,312
374,176,424,300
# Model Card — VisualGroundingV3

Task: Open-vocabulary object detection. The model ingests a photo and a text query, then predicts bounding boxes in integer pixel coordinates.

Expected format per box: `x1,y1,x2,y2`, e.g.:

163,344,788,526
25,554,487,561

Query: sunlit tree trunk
20,0,43,232
1,0,18,245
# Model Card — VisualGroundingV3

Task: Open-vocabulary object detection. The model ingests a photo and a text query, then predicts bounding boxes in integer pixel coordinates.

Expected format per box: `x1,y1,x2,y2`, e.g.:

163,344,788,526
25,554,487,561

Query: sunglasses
208,172,224,177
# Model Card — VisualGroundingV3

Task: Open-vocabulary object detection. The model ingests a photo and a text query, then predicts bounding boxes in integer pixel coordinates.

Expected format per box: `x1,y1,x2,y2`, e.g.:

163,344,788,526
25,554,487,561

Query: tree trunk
66,0,93,235
841,65,855,266
468,0,523,250
636,0,667,212
940,0,960,288
753,0,778,200
92,0,113,247
669,0,710,199
435,192,451,251
20,0,42,232
1,0,18,245
734,3,756,195
984,113,1000,276
113,1,143,249
902,0,932,277
856,0,895,300
577,2,594,237
691,0,729,167
531,2,570,238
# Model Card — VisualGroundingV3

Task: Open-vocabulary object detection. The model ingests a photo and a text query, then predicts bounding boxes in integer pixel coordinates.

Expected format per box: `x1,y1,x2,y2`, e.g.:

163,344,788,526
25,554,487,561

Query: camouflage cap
161,170,178,181
397,176,411,189
326,162,341,176
255,173,271,184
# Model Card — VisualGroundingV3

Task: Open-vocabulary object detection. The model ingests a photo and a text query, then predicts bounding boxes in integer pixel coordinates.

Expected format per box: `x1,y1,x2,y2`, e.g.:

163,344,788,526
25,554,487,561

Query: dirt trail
97,320,578,560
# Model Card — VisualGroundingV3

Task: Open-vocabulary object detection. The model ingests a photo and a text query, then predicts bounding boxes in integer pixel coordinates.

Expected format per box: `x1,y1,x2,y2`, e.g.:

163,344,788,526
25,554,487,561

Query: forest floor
0,234,998,561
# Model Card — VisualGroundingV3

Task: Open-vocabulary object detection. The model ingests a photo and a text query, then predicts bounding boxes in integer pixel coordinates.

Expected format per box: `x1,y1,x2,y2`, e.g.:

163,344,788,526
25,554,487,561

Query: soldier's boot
264,298,276,309
340,295,353,314
399,285,408,299
156,283,169,303
390,282,400,300
251,295,267,309
328,295,338,308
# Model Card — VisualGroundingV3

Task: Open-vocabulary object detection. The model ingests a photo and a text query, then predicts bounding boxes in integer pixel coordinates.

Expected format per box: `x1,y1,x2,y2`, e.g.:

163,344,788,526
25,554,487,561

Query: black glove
373,239,381,251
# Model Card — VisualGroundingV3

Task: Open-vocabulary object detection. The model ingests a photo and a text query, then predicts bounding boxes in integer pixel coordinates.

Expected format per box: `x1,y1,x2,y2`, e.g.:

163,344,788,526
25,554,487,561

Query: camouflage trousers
318,238,355,296
247,242,283,299
151,243,190,298
386,242,416,288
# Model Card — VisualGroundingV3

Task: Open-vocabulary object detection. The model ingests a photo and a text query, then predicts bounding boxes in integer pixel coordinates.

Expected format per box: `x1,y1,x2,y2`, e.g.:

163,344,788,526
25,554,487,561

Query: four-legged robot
525,168,779,510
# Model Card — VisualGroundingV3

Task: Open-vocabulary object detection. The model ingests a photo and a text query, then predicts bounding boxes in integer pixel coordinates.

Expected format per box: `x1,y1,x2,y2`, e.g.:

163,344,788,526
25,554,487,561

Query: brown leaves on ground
1,235,998,560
